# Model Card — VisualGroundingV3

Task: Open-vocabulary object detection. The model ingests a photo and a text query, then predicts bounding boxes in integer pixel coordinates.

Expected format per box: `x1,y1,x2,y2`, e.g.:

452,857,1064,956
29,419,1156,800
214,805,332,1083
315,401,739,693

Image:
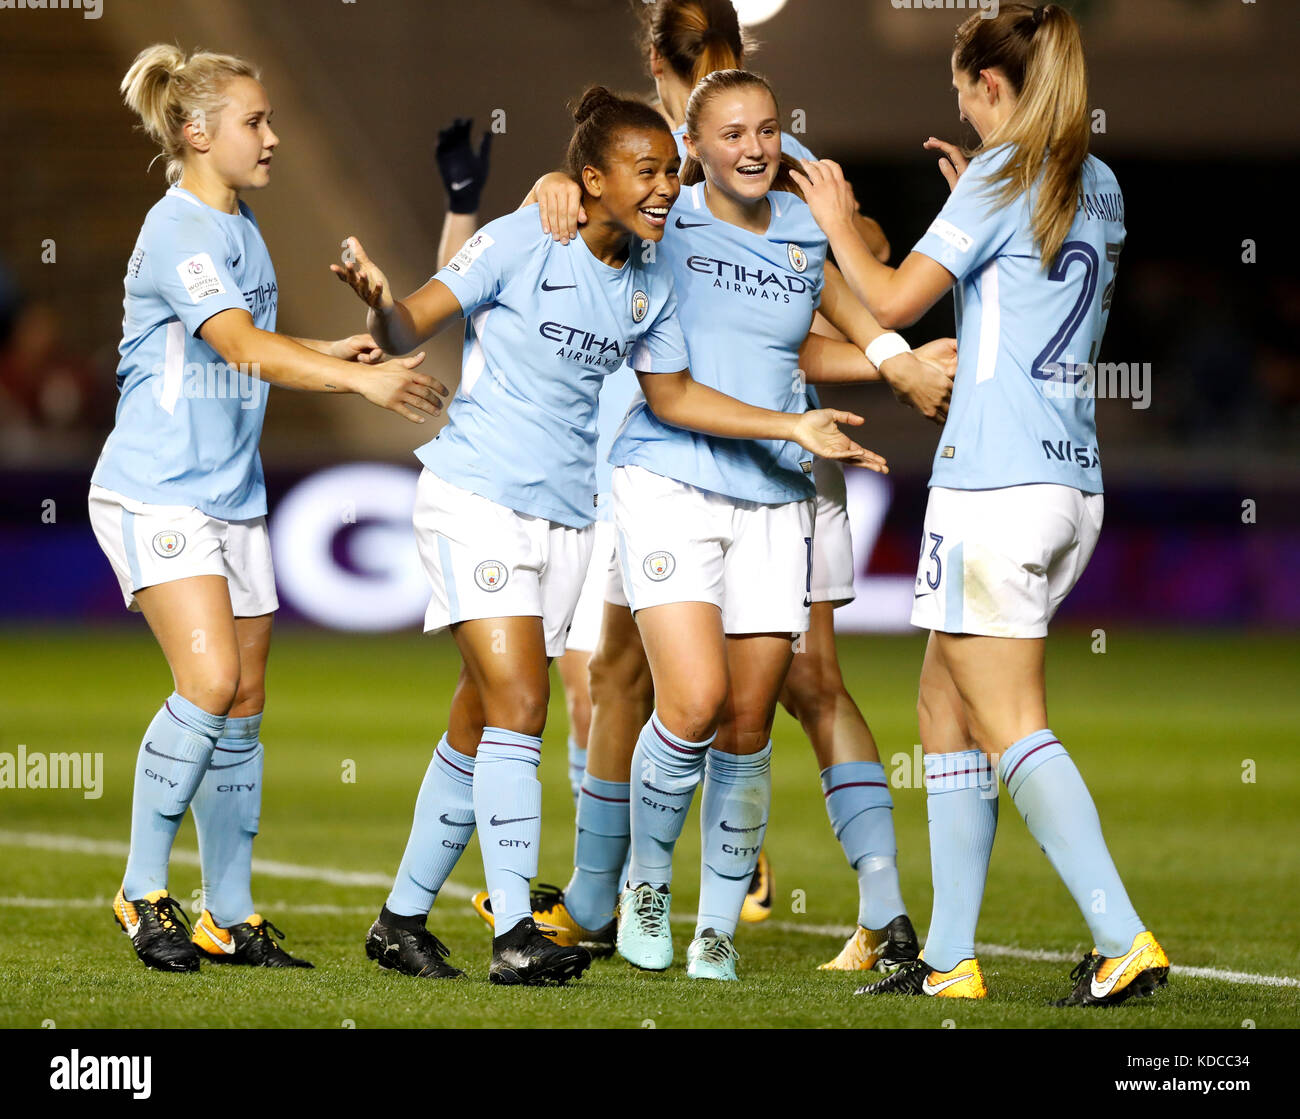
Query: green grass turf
0,626,1296,1028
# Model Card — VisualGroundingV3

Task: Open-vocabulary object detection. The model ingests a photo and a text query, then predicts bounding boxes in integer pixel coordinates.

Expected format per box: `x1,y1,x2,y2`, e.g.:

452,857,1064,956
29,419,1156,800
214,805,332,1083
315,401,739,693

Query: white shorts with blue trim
413,469,594,657
88,484,278,616
612,464,814,636
910,484,1103,639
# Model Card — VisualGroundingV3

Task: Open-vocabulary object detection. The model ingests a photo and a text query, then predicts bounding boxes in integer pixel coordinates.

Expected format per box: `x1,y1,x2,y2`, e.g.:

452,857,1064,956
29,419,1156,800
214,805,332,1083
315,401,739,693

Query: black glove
435,117,492,214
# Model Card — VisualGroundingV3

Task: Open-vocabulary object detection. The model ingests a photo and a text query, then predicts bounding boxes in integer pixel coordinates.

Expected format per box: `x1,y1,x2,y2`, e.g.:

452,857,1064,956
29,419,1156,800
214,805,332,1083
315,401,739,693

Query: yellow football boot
192,908,312,967
471,883,615,956
739,848,773,923
819,915,920,972
113,887,200,972
1055,930,1170,1006
854,956,987,998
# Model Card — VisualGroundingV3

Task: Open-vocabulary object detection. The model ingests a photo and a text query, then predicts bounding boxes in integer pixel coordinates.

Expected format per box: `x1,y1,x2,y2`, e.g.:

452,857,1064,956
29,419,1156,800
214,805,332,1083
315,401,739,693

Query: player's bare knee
487,685,550,738
657,685,725,743
177,668,240,717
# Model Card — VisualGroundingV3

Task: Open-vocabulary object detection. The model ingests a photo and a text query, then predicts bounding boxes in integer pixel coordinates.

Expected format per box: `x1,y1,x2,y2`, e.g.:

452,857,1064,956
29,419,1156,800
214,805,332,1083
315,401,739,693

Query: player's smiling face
952,55,1014,143
594,127,681,243
205,76,279,191
687,88,782,205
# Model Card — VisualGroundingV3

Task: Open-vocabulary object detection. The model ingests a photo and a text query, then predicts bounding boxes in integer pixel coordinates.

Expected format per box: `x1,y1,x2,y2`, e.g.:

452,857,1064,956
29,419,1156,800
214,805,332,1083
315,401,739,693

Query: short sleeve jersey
417,206,689,528
610,182,827,504
912,147,1126,493
91,186,278,519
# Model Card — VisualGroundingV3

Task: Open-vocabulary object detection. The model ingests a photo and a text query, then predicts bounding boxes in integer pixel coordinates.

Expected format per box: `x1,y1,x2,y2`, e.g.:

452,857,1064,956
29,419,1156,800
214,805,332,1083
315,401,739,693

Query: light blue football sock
999,730,1146,957
821,761,907,929
696,742,772,938
473,727,543,935
628,711,712,889
190,712,262,926
564,774,630,930
122,692,225,898
922,749,998,972
385,735,477,918
566,734,587,805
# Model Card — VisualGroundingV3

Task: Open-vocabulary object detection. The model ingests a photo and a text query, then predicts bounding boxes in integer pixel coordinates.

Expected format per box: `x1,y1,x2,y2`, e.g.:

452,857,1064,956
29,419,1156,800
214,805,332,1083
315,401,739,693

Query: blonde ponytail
954,3,1090,268
120,44,260,184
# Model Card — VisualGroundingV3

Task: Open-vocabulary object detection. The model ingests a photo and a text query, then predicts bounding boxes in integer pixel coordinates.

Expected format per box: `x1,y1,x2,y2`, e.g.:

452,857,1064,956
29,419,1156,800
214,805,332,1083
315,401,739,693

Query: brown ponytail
953,3,1090,268
637,0,752,88
121,43,259,184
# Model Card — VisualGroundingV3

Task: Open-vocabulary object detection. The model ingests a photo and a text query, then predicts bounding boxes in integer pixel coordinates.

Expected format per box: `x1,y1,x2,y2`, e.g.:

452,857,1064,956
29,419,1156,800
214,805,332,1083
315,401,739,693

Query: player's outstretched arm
288,334,385,363
792,158,955,329
436,117,493,270
331,236,465,356
803,262,956,422
636,370,887,473
199,308,447,425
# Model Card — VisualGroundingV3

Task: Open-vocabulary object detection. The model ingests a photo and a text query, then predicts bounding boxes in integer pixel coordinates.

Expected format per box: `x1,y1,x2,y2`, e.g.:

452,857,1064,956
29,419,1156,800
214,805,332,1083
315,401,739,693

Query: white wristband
865,331,911,369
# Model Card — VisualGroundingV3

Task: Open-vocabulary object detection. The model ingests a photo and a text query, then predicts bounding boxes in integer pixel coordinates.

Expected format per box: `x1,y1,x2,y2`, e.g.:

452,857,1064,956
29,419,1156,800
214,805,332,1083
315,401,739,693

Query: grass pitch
0,626,1296,1029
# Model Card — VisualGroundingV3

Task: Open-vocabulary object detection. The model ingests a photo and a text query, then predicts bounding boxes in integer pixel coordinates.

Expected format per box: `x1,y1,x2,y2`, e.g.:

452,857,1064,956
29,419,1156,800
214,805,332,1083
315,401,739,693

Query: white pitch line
3,829,1296,989
0,896,377,916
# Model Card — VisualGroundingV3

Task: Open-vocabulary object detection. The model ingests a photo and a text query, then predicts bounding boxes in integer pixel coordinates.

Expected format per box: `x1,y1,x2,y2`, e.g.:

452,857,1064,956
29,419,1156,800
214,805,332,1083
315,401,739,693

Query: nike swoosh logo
1090,945,1147,998
203,923,238,954
118,904,140,939
439,813,475,828
924,971,975,995
488,814,538,826
143,741,195,764
450,179,473,191
675,217,709,228
642,781,679,797
207,756,257,771
541,280,577,291
719,820,765,833
914,592,932,600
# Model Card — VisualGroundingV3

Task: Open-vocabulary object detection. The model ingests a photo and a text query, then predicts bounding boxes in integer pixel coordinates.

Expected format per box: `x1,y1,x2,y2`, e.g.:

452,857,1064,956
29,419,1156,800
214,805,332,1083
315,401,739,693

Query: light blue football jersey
91,186,278,519
913,146,1125,493
587,129,820,518
610,182,826,504
419,206,689,529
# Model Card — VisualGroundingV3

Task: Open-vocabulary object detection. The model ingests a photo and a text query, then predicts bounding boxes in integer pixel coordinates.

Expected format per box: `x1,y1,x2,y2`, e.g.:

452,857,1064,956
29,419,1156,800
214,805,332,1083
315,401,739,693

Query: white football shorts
810,457,855,608
88,484,278,616
565,518,618,654
413,469,594,657
910,484,1103,639
612,464,815,635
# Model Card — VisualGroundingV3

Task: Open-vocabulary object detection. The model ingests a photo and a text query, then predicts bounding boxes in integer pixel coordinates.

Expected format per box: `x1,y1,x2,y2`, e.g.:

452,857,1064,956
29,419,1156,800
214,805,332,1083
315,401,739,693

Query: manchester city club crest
474,560,508,591
787,244,808,273
643,551,675,581
152,531,185,558
632,289,649,323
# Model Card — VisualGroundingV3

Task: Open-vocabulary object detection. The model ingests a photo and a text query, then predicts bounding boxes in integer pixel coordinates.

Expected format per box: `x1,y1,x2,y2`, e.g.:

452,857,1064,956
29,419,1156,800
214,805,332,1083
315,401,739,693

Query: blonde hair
120,44,260,184
954,3,1090,268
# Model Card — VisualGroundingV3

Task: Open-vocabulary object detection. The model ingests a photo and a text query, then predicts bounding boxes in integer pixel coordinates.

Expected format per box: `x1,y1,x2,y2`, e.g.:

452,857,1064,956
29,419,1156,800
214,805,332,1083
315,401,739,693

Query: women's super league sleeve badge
787,244,808,273
632,289,649,323
152,531,185,558
474,560,508,591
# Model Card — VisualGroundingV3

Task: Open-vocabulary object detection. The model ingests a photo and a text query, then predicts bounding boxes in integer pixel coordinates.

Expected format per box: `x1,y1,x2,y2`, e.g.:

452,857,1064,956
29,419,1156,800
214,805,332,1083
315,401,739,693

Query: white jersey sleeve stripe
462,306,492,396
159,319,186,414
975,259,1000,385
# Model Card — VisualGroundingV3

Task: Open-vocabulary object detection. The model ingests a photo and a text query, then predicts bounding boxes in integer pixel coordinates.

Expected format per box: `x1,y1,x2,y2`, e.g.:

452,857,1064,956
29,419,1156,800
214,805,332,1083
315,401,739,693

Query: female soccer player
596,68,945,982
335,86,884,985
93,45,445,972
507,0,952,975
794,3,1170,1005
